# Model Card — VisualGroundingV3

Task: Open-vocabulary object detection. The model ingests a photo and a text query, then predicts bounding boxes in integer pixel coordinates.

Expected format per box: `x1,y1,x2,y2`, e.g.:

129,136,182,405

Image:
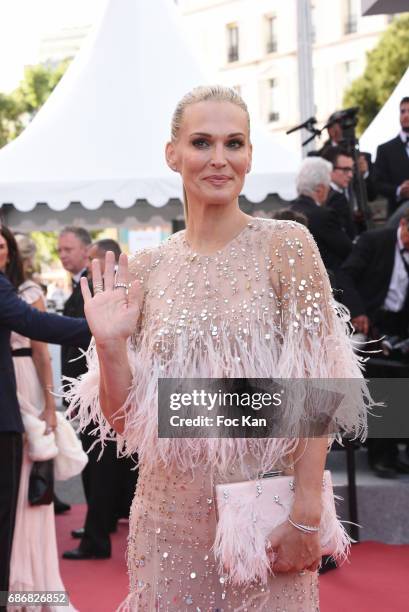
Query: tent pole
296,0,315,157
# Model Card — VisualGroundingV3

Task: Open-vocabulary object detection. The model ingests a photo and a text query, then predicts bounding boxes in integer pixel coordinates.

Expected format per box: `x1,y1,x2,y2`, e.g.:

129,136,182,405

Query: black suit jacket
374,136,409,215
337,227,398,319
291,194,353,272
326,188,356,240
0,272,90,433
61,272,89,382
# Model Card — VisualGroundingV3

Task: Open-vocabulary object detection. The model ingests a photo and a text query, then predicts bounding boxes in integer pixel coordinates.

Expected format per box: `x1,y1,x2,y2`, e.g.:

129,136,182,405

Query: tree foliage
344,15,409,134
0,93,23,147
30,231,59,267
0,60,70,148
12,60,70,118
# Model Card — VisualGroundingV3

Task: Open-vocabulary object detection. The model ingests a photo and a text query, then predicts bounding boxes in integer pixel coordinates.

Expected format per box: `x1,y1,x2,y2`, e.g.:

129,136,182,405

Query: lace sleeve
269,221,371,440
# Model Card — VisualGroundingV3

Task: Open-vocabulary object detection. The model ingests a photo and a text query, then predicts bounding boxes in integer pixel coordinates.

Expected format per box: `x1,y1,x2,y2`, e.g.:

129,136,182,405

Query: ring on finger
94,282,104,294
114,282,129,291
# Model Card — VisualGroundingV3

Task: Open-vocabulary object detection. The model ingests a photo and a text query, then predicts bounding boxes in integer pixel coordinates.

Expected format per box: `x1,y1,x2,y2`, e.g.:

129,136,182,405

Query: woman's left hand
267,520,321,574
40,406,58,435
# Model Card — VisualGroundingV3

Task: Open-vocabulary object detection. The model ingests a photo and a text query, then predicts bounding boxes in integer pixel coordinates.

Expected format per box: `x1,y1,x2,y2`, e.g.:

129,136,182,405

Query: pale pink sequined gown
70,219,368,611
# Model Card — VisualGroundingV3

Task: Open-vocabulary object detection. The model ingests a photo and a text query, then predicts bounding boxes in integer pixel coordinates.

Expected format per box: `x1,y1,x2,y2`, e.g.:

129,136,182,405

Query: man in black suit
52,227,92,515
374,97,409,217
58,226,91,384
291,157,353,273
63,238,138,561
338,210,409,478
0,271,89,603
322,147,356,240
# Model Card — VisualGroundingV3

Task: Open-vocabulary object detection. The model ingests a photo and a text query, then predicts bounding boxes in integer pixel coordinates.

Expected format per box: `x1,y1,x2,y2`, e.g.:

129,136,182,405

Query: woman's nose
210,143,227,167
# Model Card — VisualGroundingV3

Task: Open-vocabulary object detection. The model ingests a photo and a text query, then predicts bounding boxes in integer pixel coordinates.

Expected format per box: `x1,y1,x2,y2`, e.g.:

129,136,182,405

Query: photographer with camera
319,111,374,189
322,147,357,240
318,110,376,233
338,209,409,478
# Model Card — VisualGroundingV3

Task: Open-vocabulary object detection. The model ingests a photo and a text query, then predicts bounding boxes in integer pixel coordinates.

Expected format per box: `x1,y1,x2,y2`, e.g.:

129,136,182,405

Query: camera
327,107,359,133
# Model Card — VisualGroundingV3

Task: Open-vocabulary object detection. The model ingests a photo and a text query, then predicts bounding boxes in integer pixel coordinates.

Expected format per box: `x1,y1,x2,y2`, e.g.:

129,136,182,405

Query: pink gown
9,280,76,612
68,219,370,611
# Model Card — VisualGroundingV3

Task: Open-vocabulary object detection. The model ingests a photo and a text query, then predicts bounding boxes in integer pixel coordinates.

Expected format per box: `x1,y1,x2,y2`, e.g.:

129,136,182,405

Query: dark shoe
319,555,337,574
62,547,110,560
54,494,71,514
394,458,409,474
371,462,397,479
72,526,116,538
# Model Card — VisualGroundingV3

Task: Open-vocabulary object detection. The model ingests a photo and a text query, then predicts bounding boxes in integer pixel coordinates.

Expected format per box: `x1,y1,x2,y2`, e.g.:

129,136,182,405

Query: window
268,78,279,122
226,23,239,62
344,60,360,86
344,0,358,35
265,15,278,54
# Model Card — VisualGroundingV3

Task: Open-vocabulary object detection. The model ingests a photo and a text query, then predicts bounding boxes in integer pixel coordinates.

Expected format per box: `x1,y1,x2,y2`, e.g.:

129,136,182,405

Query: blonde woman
68,86,369,610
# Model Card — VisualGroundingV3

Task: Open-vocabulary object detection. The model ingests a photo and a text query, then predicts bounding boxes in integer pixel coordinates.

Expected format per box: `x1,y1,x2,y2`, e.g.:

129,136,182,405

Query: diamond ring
114,282,129,290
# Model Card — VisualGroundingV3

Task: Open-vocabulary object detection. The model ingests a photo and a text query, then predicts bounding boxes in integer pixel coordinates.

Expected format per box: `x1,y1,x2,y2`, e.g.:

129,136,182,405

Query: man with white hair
291,157,353,272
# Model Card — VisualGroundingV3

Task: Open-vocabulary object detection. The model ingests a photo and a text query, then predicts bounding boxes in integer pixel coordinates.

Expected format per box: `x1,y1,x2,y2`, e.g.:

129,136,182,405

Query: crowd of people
278,97,409,480
0,86,408,611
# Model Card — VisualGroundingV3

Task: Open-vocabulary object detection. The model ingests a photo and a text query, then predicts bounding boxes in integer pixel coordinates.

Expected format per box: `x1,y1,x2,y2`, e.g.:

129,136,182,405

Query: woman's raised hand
80,251,143,346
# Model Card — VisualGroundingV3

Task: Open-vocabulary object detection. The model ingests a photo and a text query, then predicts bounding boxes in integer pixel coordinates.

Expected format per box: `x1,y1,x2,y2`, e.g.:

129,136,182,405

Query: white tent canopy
362,0,409,15
360,67,409,160
0,0,299,214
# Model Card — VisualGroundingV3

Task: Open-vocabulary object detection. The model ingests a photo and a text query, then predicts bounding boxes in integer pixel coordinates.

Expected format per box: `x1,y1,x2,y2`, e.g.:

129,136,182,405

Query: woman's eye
227,139,244,149
192,138,209,148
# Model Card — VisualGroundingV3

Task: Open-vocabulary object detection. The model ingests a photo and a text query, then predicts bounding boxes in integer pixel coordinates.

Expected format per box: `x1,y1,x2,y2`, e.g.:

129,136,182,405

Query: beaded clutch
213,469,351,586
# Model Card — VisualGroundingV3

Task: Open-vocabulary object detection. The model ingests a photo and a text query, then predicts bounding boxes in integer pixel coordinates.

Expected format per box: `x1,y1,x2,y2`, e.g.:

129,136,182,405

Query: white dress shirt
383,227,409,312
395,132,409,201
72,268,87,288
330,181,343,194
399,130,409,157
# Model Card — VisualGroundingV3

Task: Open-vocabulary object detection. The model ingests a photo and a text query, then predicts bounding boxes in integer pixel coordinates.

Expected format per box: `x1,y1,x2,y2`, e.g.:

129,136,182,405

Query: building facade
38,24,92,69
178,0,390,153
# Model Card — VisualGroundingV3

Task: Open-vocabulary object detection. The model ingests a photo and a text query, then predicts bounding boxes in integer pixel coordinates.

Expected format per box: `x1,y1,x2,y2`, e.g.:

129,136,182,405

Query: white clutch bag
213,470,351,586
54,412,88,481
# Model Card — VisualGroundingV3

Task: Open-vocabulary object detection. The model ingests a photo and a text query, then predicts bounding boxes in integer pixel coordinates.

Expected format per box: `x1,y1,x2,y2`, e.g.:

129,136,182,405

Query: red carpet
56,505,128,611
57,505,409,611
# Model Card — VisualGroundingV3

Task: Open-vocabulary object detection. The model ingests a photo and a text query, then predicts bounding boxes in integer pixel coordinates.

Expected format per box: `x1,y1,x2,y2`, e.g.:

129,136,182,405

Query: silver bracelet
288,516,320,534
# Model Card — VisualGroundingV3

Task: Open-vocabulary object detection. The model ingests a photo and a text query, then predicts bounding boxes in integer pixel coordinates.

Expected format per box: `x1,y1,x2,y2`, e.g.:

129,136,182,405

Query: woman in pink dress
0,228,76,612
68,86,371,611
